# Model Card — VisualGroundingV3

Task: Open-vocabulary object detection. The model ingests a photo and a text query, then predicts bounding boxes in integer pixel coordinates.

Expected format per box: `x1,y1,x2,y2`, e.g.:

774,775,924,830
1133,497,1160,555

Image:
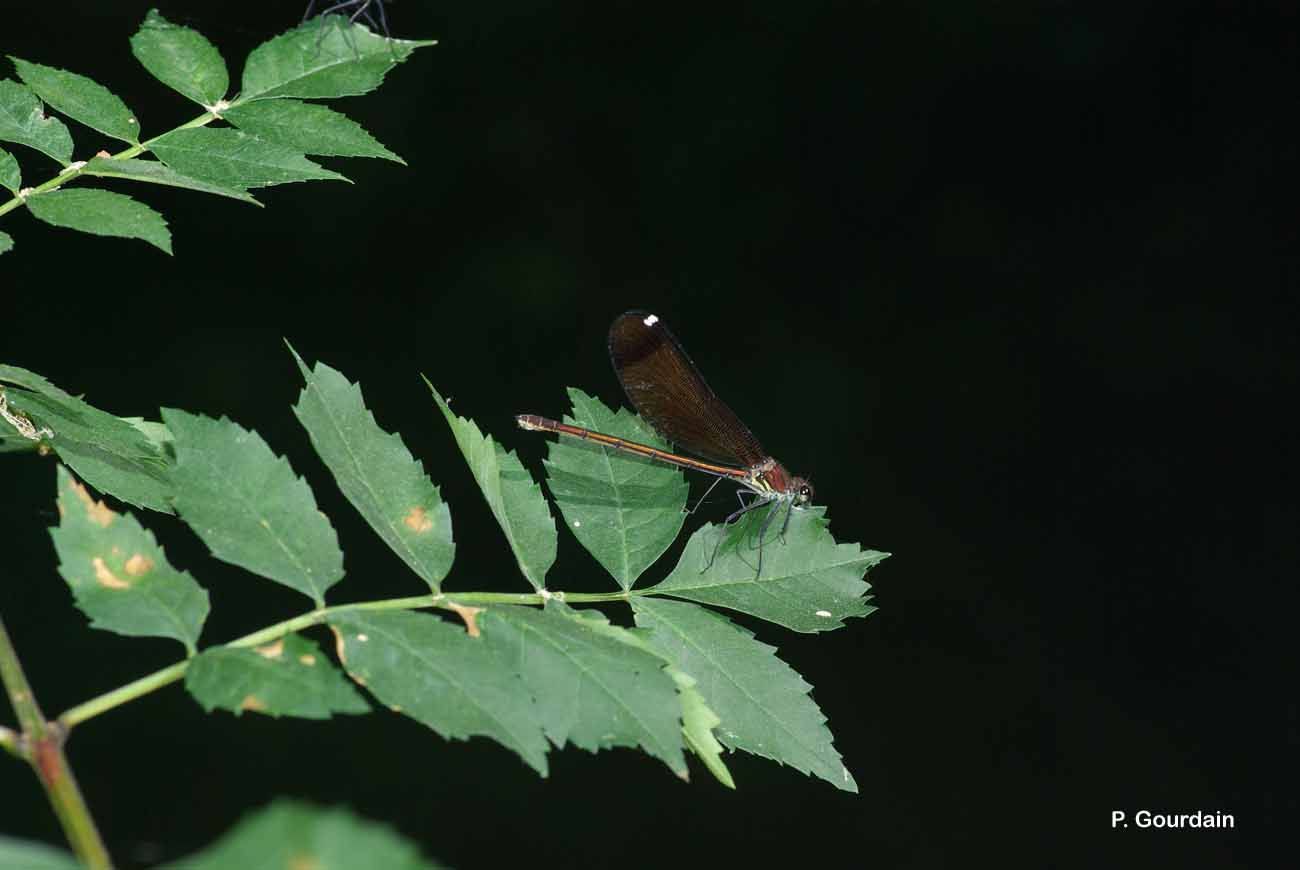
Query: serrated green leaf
164,409,344,606
160,800,444,870
225,99,402,162
26,188,171,254
669,666,735,789
150,127,346,189
290,351,454,592
429,382,555,590
491,604,686,775
0,836,80,870
130,9,228,107
0,363,66,394
330,610,550,774
85,156,259,204
648,506,887,633
0,146,18,191
540,388,688,589
50,465,208,653
2,369,175,513
0,79,73,165
239,19,433,102
634,597,857,792
185,633,369,720
0,230,11,255
9,57,139,144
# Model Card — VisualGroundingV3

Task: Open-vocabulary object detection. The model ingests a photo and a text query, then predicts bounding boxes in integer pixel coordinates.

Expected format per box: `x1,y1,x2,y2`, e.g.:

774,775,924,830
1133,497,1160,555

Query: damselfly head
794,477,814,506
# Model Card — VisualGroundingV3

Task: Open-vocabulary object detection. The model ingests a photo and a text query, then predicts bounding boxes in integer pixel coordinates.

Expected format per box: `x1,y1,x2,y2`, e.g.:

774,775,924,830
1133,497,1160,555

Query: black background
2,2,1292,867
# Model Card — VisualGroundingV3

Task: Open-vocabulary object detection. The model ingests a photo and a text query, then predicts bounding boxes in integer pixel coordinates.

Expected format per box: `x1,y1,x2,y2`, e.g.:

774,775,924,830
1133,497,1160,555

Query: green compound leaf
1,365,174,513
240,19,434,102
634,597,857,792
185,633,369,720
0,230,11,256
9,57,139,144
49,465,208,654
0,146,18,191
647,506,887,633
330,610,550,775
429,381,555,590
164,408,344,606
225,99,402,162
150,127,347,189
539,388,688,590
161,800,444,870
26,188,172,254
84,156,258,204
291,350,454,592
492,603,686,776
0,78,73,165
130,9,228,107
0,836,80,870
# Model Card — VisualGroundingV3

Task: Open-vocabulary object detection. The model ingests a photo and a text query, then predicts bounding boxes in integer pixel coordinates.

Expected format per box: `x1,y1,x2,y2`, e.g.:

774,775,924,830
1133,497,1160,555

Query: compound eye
799,483,813,504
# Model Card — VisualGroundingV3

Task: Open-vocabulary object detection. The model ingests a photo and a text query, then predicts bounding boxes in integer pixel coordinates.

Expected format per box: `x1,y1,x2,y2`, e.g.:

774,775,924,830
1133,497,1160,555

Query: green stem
0,613,112,869
57,588,649,729
0,108,218,220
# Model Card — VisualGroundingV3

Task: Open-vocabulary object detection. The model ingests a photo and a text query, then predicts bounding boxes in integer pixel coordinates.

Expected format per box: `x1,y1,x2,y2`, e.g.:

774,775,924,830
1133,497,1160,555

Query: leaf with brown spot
254,640,285,659
185,633,368,720
445,601,483,637
290,350,454,592
71,481,117,528
91,557,130,589
403,505,433,533
50,465,208,653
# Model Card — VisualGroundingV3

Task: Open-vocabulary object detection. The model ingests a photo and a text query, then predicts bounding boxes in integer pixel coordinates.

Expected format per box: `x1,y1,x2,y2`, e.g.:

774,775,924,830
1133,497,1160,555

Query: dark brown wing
608,310,768,467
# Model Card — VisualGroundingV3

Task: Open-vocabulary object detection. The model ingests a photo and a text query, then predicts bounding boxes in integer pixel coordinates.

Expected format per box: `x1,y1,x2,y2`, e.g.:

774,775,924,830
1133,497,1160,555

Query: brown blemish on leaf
124,554,154,576
92,557,130,589
239,695,267,712
403,505,433,533
254,640,284,659
298,654,316,666
95,150,111,158
447,602,484,637
329,625,347,666
70,479,115,527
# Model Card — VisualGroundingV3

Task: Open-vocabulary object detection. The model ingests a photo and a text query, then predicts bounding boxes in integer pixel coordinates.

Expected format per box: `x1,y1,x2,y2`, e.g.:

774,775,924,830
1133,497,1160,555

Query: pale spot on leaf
356,633,369,642
239,695,267,712
403,505,433,533
298,654,316,666
124,553,154,576
815,610,833,618
92,557,129,589
446,602,484,637
329,625,348,665
70,479,114,527
254,640,285,659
